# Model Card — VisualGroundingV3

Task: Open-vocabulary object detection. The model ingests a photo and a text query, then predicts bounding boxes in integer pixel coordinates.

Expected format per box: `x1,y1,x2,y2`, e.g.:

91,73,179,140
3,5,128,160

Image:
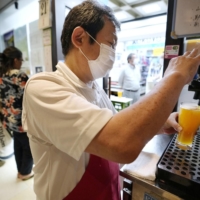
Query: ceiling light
134,2,166,15
114,11,134,21
107,1,118,9
125,0,139,3
98,0,109,5
120,5,131,11
141,4,161,14
65,0,83,9
121,15,167,30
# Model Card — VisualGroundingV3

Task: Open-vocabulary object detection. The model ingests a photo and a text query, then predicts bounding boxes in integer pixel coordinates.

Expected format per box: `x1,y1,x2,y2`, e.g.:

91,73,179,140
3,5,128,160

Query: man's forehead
103,18,117,32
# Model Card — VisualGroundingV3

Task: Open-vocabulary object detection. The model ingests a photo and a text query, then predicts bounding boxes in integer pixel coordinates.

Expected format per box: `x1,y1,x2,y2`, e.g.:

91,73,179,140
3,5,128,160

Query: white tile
0,155,35,200
24,177,34,189
9,187,36,200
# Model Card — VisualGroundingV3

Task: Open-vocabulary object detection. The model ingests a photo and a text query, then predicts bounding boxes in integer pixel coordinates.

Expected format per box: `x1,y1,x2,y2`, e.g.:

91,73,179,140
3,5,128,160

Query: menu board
171,0,200,39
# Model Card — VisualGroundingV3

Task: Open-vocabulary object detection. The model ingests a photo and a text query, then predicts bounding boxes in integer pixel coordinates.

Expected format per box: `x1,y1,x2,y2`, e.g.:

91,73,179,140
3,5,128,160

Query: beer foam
180,103,198,110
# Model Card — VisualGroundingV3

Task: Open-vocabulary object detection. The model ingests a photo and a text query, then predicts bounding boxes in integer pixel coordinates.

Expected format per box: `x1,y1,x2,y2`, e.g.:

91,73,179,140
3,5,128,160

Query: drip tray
156,133,200,200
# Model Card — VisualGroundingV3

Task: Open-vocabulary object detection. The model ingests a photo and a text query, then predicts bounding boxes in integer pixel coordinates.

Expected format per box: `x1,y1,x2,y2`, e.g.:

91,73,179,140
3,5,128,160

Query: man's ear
71,26,87,48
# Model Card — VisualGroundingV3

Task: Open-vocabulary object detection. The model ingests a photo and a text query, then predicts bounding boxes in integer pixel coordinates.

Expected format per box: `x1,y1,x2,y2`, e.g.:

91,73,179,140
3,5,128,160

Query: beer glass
176,102,200,150
117,90,123,98
195,42,200,54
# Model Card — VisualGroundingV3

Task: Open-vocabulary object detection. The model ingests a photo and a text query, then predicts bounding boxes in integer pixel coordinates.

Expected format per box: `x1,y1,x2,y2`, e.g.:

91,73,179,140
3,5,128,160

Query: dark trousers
13,131,33,175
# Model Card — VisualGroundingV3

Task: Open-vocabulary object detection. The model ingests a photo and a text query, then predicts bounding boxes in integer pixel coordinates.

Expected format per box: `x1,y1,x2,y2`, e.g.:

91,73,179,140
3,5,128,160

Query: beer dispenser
188,66,200,105
156,66,200,200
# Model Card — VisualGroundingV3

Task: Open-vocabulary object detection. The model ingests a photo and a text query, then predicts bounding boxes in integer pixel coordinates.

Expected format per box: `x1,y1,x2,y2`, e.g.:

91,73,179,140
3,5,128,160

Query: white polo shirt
22,61,116,200
118,64,141,91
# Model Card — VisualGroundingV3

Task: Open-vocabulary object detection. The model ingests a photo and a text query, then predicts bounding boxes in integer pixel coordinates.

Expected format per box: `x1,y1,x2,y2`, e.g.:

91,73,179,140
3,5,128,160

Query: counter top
110,95,132,103
120,134,184,200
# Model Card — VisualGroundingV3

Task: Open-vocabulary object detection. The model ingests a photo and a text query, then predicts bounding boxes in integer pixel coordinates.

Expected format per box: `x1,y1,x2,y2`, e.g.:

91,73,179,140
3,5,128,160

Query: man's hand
162,112,182,134
164,49,200,85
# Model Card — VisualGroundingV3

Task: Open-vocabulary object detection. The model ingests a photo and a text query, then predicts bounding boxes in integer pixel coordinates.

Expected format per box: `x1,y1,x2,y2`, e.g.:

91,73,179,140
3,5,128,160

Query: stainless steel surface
142,134,172,156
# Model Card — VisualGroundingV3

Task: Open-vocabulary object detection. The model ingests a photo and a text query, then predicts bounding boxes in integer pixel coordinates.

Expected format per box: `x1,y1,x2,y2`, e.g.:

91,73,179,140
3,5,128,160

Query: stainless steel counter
120,134,184,200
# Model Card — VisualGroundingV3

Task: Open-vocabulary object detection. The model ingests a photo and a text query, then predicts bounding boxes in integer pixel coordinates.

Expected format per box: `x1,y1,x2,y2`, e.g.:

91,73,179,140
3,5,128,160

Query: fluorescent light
66,0,117,9
121,15,167,30
118,24,166,41
141,4,161,14
98,0,109,5
65,0,83,9
114,11,134,21
107,1,118,9
134,2,167,15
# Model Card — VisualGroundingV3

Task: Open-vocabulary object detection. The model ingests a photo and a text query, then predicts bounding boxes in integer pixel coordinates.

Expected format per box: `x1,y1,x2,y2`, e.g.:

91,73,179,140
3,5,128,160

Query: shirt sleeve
18,72,29,89
23,76,113,161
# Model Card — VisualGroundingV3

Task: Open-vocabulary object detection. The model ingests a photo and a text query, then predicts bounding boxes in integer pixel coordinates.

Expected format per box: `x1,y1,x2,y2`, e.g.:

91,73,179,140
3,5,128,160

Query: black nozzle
188,67,200,105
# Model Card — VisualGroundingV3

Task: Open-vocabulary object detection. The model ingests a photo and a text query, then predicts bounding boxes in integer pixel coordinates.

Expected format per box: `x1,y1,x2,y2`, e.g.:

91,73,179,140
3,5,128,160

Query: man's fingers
194,43,200,54
187,48,199,57
167,112,182,132
183,51,191,56
183,42,200,58
194,52,200,59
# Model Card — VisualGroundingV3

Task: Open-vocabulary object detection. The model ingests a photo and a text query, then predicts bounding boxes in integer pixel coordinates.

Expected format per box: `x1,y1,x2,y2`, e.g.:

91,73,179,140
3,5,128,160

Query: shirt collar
56,61,94,89
128,63,135,69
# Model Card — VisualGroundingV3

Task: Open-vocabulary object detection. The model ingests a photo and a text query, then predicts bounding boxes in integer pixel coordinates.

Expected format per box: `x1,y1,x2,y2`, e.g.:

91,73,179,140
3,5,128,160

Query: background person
0,46,33,180
22,1,200,200
118,53,141,104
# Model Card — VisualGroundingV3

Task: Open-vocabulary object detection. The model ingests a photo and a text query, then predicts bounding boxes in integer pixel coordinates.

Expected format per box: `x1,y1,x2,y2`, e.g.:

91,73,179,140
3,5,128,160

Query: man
118,53,141,104
22,1,200,200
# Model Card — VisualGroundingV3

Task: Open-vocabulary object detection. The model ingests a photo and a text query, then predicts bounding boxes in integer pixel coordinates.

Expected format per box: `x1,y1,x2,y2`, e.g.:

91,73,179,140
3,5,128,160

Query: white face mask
79,32,115,80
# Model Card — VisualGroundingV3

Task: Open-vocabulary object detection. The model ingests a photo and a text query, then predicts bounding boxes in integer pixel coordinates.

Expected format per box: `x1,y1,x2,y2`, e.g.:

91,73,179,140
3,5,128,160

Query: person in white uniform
22,1,200,200
118,53,141,104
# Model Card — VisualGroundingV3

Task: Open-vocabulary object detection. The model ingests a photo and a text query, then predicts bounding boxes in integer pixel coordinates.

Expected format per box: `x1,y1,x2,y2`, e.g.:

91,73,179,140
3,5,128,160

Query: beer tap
188,66,200,105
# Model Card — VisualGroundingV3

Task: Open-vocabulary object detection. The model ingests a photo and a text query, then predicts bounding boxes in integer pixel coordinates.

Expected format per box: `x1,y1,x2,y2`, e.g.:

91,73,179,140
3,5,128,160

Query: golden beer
117,91,123,97
176,103,200,150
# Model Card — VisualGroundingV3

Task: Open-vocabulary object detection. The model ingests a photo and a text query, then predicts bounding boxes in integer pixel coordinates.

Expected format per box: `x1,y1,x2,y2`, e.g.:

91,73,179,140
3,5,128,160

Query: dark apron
63,154,121,200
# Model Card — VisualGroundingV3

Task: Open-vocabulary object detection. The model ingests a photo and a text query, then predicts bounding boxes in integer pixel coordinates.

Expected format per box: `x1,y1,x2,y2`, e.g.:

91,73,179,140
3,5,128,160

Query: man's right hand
164,48,200,85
